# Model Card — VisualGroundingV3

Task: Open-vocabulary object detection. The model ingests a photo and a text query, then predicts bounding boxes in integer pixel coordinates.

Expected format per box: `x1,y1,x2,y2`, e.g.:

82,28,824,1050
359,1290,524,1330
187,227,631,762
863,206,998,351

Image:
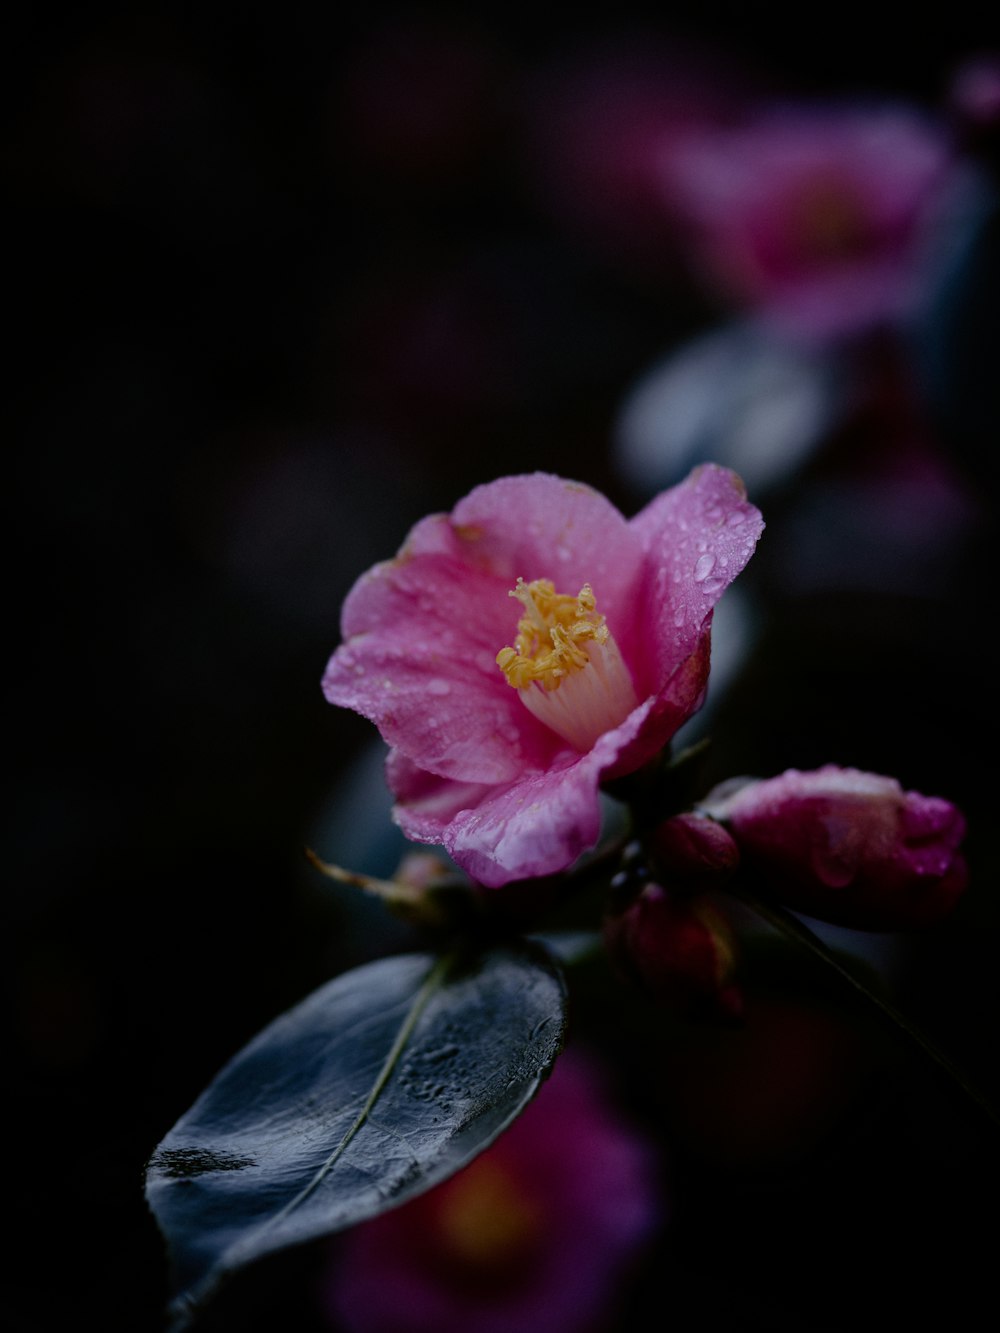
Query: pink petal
439,760,606,888
385,748,497,841
390,751,603,887
627,464,763,740
449,473,647,625
391,704,653,886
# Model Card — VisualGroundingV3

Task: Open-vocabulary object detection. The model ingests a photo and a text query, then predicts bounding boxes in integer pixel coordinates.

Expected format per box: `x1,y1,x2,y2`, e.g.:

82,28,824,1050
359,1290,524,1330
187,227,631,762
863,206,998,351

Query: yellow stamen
496,577,639,751
496,578,609,691
433,1157,541,1273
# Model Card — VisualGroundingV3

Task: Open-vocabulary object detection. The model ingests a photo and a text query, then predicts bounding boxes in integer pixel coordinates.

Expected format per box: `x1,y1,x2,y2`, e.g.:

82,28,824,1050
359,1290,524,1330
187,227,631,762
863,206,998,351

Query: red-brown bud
646,812,740,888
604,882,743,1021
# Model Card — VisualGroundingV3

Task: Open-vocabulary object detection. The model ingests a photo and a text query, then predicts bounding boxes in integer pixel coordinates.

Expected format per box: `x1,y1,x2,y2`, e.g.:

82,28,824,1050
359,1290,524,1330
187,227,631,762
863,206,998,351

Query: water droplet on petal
427,679,451,696
694,553,716,582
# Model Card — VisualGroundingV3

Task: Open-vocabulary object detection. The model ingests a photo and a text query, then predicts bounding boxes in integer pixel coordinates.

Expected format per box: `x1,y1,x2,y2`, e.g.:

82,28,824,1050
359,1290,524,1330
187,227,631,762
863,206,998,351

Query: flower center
432,1157,542,1277
496,577,639,751
786,177,873,263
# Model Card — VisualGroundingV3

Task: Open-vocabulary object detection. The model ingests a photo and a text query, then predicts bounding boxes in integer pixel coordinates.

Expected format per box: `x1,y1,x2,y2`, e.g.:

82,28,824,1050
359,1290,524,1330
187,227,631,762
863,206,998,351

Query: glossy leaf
145,942,567,1327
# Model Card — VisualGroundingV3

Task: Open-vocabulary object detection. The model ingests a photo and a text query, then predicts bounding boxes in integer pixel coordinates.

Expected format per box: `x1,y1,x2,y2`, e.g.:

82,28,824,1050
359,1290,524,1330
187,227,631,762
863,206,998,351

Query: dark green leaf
145,942,566,1327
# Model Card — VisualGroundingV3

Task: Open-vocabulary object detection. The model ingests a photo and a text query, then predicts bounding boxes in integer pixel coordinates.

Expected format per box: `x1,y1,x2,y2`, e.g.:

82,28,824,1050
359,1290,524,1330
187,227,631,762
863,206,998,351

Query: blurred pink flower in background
324,1051,661,1333
702,765,968,930
323,467,762,887
661,102,960,339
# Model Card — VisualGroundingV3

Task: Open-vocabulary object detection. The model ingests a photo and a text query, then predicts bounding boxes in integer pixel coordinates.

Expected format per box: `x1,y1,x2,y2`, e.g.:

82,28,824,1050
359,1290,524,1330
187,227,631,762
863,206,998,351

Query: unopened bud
701,765,968,930
647,812,740,888
604,883,743,1021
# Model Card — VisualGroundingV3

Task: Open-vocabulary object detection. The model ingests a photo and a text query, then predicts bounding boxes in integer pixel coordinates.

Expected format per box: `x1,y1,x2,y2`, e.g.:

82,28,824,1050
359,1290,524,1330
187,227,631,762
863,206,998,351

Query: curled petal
390,701,654,887
630,464,764,694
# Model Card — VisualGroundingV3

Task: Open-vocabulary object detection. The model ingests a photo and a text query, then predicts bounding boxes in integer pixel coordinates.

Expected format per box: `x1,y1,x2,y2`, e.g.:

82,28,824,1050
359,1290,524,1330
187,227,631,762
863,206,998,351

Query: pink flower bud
702,766,968,930
604,882,743,1020
647,811,740,886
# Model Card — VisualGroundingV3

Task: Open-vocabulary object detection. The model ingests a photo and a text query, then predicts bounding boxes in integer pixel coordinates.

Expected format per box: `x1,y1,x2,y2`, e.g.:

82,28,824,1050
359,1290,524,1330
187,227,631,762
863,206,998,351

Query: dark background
9,6,999,1331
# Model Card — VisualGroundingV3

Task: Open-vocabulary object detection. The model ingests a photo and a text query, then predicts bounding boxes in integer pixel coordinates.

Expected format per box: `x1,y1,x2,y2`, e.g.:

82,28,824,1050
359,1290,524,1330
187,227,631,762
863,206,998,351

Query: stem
729,883,1000,1134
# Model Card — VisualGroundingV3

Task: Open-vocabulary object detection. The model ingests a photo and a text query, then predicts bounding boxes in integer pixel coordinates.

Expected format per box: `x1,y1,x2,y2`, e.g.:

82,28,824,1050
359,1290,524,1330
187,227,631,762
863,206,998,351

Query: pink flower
323,467,763,887
662,102,958,339
702,766,968,930
323,1052,661,1333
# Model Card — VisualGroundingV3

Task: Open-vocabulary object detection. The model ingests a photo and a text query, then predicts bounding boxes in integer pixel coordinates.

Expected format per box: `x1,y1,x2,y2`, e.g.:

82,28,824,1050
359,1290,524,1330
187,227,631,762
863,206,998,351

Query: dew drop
694,553,716,582
726,509,747,528
673,605,687,628
427,679,451,696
